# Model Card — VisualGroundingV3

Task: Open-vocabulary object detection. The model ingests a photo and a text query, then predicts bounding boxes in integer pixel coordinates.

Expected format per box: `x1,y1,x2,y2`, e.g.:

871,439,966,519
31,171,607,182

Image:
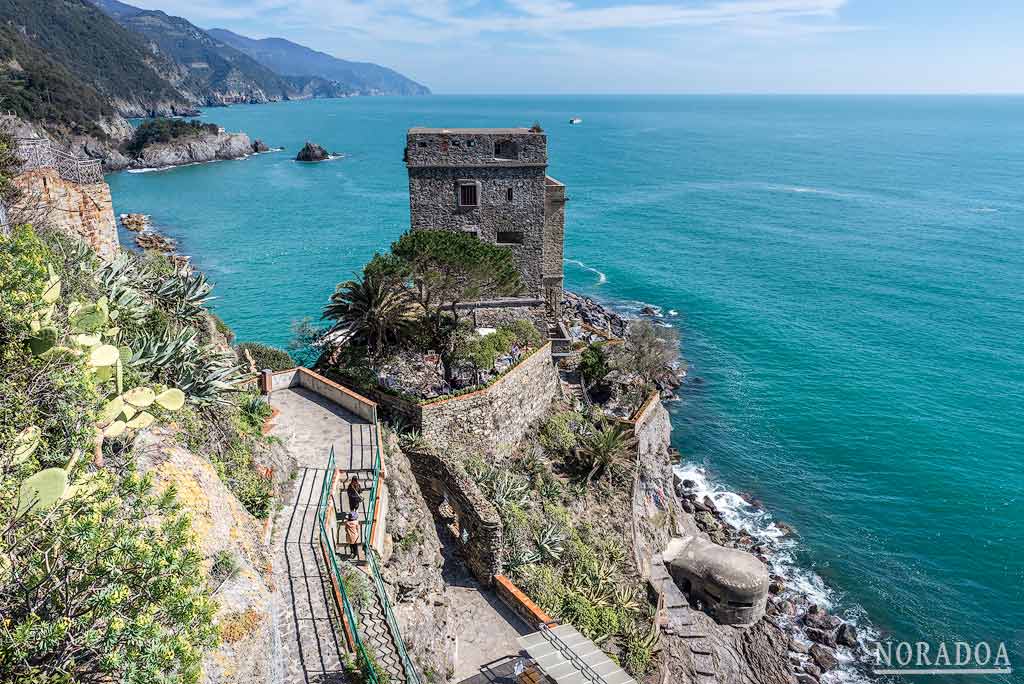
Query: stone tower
405,127,565,324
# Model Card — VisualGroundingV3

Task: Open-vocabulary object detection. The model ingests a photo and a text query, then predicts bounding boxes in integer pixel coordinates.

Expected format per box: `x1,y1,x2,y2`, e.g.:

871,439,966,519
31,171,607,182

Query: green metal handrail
363,424,422,684
317,446,380,684
319,430,420,684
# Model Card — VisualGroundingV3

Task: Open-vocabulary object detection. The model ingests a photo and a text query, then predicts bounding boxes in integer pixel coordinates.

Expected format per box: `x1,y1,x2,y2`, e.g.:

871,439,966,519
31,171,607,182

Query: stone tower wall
408,165,547,294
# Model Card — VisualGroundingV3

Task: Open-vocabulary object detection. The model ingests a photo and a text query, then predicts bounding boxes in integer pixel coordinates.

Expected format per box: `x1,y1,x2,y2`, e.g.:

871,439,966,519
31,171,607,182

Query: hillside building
405,127,566,328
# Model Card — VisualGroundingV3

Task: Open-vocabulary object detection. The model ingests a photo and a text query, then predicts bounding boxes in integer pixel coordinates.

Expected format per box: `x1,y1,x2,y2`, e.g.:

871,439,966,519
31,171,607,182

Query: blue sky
126,0,1024,94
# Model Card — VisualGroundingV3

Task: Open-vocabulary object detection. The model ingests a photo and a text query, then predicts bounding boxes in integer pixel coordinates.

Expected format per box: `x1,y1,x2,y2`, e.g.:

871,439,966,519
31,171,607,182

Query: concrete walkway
268,387,379,684
430,523,532,682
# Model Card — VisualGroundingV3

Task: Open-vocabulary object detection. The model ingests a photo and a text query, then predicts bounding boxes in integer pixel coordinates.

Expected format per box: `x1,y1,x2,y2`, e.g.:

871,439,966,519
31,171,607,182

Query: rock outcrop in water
295,141,331,162
122,131,255,171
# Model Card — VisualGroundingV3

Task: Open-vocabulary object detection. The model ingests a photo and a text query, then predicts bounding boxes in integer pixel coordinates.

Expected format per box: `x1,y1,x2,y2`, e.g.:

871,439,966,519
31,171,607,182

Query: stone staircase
338,468,407,684
649,553,717,684
557,368,589,407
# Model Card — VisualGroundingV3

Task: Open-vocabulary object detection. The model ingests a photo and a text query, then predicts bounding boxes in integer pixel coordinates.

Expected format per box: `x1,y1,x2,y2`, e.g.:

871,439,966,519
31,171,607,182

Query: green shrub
517,564,565,617
127,118,220,155
211,313,236,344
539,410,582,455
0,469,218,684
0,225,48,339
579,342,610,386
235,342,294,372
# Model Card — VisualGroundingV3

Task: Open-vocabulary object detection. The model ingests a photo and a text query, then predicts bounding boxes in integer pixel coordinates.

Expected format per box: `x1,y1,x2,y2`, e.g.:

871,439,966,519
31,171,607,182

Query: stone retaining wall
406,448,502,585
419,342,558,453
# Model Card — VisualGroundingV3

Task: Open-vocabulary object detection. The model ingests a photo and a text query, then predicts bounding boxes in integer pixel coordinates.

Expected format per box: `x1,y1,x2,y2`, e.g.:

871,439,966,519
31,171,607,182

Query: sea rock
795,674,818,684
120,213,149,232
640,305,659,315
805,628,837,648
810,644,839,672
251,139,269,153
789,638,811,654
295,141,330,162
135,231,176,253
836,622,859,648
803,608,834,631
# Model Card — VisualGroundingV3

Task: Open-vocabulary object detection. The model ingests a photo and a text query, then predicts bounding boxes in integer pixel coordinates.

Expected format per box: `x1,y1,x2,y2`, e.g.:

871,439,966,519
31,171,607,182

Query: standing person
346,475,363,513
344,512,361,560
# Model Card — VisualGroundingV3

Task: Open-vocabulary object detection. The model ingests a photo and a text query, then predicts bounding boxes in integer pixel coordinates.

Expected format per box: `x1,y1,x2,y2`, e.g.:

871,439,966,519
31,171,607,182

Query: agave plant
503,541,540,578
487,470,529,509
533,521,567,563
150,267,214,322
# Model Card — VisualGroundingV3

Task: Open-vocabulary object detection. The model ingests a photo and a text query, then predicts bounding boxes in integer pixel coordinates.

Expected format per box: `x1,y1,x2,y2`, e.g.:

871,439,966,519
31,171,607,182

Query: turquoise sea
107,96,1024,680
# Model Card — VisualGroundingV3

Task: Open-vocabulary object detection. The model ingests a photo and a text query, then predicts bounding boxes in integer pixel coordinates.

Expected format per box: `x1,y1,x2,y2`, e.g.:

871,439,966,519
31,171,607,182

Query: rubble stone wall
405,447,502,585
419,343,559,453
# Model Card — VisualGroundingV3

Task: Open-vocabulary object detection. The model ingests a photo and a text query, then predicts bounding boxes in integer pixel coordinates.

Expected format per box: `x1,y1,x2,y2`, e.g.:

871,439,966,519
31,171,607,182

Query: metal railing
16,138,103,184
317,435,421,684
317,446,380,684
363,426,421,684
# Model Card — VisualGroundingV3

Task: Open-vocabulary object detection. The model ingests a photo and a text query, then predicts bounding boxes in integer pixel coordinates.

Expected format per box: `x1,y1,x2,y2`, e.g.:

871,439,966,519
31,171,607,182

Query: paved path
268,387,388,684
429,523,532,682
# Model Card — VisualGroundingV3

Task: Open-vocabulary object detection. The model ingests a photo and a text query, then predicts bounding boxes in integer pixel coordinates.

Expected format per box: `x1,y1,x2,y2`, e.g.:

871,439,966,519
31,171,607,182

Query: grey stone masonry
406,128,565,318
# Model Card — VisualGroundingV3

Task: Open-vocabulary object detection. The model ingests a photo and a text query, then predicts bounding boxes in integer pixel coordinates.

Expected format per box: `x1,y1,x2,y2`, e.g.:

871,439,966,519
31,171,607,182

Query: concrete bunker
663,535,769,625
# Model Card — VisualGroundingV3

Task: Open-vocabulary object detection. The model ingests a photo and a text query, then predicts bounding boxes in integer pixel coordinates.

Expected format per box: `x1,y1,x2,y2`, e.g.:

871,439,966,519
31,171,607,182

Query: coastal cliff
120,131,255,171
134,428,279,684
11,167,119,260
631,401,794,684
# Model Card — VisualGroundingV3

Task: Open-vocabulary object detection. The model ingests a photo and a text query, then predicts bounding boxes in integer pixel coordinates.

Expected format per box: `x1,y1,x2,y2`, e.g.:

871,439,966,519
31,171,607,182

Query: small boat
569,117,583,125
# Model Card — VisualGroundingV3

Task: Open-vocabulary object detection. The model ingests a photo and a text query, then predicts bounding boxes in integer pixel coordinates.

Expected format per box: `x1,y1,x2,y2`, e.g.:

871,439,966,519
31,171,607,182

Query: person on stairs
346,475,363,513
344,511,361,561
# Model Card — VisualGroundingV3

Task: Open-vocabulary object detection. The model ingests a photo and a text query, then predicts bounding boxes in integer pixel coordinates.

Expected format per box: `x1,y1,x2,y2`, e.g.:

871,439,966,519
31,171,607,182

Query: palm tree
323,270,415,359
576,419,636,485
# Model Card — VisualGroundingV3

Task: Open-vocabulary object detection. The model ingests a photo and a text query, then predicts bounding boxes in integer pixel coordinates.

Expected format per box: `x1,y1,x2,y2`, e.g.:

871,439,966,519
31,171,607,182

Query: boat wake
564,258,607,284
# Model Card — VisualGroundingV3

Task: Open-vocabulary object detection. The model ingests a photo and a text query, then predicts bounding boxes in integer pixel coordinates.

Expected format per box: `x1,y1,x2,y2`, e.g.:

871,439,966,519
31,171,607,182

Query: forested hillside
209,28,431,96
0,0,192,124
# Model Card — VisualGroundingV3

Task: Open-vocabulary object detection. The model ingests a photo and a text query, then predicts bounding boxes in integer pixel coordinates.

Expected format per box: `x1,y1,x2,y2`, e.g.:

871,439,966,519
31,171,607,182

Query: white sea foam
674,462,878,683
668,309,679,317
564,258,607,284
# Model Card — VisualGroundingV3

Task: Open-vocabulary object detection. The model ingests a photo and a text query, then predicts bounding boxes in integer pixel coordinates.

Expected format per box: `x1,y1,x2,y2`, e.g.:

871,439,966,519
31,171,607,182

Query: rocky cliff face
380,432,457,682
134,428,276,684
122,131,254,170
12,168,119,260
632,401,794,684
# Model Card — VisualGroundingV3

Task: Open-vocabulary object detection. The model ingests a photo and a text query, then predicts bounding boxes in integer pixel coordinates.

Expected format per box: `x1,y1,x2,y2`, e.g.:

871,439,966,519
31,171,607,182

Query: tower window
494,140,517,160
497,231,524,244
458,181,479,207
506,187,514,202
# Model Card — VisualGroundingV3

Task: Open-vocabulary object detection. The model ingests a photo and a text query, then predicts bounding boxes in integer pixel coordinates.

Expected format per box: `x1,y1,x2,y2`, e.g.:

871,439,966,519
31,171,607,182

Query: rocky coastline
568,290,871,684
108,130,266,171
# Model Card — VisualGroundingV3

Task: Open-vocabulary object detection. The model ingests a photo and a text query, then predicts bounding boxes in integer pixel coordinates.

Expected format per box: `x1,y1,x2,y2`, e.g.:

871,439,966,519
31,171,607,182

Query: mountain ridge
208,28,431,97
